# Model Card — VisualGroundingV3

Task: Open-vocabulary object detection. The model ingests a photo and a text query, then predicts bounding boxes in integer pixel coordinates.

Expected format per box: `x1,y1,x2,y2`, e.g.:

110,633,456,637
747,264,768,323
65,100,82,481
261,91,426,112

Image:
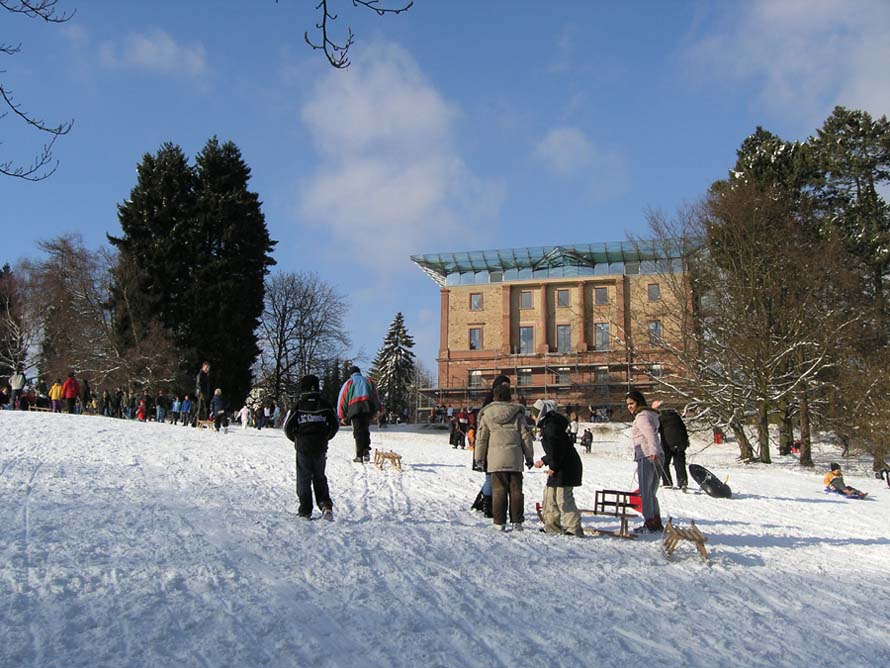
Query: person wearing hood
285,374,340,520
474,382,534,531
626,390,664,533
470,374,511,518
336,366,381,463
532,400,584,536
532,399,584,537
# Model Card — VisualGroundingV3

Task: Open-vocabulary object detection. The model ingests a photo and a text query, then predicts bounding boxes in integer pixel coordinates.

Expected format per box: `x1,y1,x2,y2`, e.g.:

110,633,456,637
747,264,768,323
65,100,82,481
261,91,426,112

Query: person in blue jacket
336,366,380,463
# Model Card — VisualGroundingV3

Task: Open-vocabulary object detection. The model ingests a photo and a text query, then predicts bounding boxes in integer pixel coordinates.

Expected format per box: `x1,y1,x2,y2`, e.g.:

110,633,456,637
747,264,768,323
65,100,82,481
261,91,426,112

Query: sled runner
689,464,732,498
823,486,867,499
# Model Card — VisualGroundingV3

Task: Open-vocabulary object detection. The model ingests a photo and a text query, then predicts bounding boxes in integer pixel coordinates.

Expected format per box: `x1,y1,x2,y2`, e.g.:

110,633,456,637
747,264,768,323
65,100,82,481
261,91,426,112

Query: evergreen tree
370,313,415,417
109,143,197,347
810,107,890,339
109,138,276,404
189,137,276,403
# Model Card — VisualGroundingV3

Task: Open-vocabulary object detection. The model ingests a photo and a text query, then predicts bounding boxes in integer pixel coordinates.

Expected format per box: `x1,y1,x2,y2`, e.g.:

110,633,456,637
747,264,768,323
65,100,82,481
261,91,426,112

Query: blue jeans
481,473,492,496
637,457,662,523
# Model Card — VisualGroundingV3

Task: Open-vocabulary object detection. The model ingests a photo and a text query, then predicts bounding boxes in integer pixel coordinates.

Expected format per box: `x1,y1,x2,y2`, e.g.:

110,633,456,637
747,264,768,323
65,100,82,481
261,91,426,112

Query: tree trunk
799,389,813,467
731,419,755,461
779,404,794,456
758,400,771,464
874,444,887,475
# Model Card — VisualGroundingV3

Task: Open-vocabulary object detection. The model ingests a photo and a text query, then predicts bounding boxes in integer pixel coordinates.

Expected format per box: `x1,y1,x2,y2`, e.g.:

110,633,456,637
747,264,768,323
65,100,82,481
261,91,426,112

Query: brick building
411,242,683,419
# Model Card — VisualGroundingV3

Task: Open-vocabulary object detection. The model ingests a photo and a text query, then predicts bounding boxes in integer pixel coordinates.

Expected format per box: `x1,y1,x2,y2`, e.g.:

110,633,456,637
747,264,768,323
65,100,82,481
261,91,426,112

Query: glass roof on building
410,241,674,286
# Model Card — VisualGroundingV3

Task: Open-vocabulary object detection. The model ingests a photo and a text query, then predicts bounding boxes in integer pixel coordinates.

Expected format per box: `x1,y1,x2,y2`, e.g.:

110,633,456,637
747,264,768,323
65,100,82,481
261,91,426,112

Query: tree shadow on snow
708,533,890,550
731,492,846,504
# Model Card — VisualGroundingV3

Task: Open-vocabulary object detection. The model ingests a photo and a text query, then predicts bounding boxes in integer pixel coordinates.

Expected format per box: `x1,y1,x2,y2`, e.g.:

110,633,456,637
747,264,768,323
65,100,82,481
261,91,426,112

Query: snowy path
1,411,888,667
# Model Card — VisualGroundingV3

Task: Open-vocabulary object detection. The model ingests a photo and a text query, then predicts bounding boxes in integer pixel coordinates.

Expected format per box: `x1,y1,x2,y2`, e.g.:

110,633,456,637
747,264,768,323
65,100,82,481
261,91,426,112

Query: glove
526,460,534,470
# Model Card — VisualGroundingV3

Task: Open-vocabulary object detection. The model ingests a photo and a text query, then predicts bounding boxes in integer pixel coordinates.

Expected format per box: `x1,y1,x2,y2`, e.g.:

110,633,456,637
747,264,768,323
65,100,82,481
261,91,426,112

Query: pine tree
189,137,276,403
109,138,276,404
370,313,415,417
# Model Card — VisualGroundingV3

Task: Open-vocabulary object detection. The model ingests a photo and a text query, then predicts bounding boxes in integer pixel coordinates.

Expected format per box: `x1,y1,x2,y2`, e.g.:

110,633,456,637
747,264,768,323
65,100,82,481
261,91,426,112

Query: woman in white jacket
625,390,664,533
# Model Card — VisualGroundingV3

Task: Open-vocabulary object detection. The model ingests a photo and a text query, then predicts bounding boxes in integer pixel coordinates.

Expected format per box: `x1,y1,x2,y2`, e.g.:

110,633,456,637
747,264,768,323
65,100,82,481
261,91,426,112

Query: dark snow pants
661,447,688,488
351,413,372,458
637,457,662,523
296,451,332,517
491,471,525,526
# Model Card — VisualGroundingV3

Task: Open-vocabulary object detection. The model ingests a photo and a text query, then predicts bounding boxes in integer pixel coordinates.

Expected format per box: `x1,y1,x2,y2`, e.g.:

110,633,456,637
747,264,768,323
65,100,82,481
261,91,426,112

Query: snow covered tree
370,312,415,418
0,262,34,377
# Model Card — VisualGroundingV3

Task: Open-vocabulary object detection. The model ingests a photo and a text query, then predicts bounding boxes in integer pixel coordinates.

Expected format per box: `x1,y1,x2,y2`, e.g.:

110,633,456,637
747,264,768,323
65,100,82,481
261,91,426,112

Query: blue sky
3,1,889,376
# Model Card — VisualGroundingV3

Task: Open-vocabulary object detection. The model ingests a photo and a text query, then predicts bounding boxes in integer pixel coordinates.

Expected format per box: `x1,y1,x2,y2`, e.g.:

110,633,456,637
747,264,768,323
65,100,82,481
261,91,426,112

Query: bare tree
0,261,39,375
1,0,74,180
278,0,413,69
24,235,181,390
636,185,857,464
256,271,350,405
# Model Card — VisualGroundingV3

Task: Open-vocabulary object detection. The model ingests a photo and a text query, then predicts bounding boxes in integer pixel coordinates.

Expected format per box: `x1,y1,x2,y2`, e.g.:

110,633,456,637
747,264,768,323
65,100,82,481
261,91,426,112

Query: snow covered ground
1,410,888,668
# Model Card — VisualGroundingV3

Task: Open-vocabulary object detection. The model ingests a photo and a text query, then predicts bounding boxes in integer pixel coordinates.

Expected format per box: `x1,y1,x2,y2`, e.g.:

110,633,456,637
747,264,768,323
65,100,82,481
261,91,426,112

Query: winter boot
321,507,334,522
471,491,484,512
482,495,493,518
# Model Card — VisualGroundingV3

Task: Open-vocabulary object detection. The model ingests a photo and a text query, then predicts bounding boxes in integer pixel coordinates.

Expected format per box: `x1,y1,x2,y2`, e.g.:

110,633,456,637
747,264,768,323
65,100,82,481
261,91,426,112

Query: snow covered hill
1,411,888,668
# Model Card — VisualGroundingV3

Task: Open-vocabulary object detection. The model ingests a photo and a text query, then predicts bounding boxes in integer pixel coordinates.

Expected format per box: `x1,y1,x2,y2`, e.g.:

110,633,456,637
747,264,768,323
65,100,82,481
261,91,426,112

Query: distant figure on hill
580,428,593,454
195,361,211,426
210,388,229,433
61,372,81,414
9,364,26,410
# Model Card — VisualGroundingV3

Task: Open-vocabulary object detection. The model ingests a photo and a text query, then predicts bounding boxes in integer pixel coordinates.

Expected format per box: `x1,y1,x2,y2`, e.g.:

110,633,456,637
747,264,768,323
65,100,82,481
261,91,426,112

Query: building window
520,290,533,309
468,370,482,388
594,323,610,351
489,271,503,283
519,326,534,354
595,366,609,395
556,288,570,307
556,324,571,353
469,293,483,311
648,320,662,345
517,368,532,386
595,287,608,305
469,327,482,350
648,283,661,301
555,367,571,385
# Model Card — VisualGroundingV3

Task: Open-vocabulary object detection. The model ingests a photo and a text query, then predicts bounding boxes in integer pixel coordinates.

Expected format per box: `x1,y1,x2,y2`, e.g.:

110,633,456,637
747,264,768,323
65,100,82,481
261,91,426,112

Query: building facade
411,243,683,419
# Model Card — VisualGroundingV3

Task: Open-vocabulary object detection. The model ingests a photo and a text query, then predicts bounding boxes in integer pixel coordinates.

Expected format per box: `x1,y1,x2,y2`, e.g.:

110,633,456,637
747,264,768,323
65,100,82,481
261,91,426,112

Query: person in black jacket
532,399,584,536
194,361,211,425
284,374,340,521
209,388,229,432
653,401,689,489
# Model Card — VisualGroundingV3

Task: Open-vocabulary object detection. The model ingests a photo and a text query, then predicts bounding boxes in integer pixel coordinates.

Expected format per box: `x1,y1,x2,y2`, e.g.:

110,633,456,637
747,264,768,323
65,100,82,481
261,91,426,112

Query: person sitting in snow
824,462,867,499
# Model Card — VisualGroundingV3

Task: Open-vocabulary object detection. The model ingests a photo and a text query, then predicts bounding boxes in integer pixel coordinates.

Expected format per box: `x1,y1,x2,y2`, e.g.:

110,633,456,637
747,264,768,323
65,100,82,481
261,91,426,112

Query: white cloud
533,127,594,174
685,1,890,125
99,30,207,78
300,43,503,272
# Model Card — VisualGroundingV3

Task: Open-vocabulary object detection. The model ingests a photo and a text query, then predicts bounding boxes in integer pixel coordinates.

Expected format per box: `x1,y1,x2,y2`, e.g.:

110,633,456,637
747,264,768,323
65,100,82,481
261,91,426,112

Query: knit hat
829,462,841,471
349,366,361,375
300,374,320,392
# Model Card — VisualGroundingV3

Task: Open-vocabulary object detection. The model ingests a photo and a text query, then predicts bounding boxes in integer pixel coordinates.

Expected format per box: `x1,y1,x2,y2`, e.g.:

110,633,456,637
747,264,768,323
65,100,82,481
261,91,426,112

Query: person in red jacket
61,371,81,414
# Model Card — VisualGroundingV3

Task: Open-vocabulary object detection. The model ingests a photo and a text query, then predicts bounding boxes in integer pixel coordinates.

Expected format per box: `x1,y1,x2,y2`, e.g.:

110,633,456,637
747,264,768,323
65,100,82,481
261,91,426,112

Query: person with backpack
284,374,340,521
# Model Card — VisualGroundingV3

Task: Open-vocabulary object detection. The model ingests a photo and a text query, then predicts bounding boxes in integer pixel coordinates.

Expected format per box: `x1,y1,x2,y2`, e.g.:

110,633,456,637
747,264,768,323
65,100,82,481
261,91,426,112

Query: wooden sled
662,517,709,563
195,418,216,430
535,489,639,539
373,448,402,471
